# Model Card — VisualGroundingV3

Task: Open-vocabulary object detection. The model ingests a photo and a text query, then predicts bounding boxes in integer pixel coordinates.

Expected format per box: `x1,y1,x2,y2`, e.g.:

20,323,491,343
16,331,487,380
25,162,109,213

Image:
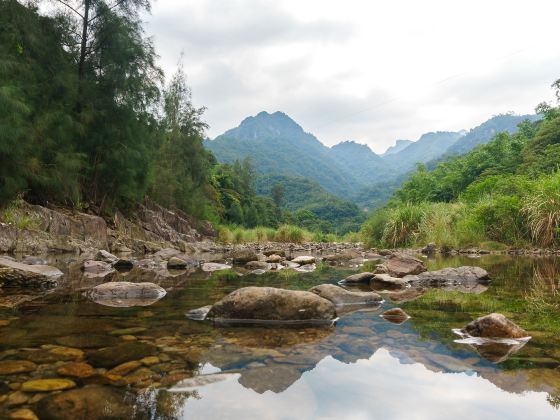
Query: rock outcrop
206,286,336,324
0,258,63,288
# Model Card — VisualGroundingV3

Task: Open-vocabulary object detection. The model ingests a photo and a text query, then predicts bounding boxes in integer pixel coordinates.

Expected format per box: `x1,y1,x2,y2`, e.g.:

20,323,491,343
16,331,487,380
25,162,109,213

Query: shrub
361,208,390,247
523,172,560,247
274,224,308,243
216,226,233,243
382,203,426,247
416,202,460,248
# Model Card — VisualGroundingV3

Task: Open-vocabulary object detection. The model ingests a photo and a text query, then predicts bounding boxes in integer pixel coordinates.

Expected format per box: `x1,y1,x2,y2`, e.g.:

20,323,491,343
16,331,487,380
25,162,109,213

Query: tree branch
53,0,84,19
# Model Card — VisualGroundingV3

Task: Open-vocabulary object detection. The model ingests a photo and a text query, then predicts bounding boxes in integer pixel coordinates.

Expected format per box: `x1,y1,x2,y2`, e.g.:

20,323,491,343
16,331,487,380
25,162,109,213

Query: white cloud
145,0,560,153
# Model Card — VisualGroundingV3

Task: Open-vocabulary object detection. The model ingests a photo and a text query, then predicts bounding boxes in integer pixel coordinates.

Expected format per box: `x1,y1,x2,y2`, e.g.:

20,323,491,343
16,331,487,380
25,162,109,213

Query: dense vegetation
0,0,279,231
362,85,560,249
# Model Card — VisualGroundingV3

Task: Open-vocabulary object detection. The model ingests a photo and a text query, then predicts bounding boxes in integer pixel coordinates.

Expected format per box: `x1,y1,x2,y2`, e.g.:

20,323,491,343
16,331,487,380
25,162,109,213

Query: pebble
56,362,96,378
6,391,28,407
21,379,76,392
8,408,39,420
0,360,37,375
108,360,142,376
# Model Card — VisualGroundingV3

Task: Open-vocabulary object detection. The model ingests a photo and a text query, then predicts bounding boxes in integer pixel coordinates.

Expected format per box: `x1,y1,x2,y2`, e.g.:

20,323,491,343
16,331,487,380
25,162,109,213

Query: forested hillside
362,85,560,248
0,0,280,231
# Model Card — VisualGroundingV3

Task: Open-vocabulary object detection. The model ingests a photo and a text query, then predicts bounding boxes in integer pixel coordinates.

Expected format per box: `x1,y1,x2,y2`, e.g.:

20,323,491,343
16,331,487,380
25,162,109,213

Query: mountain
382,131,464,173
382,139,413,156
330,141,393,185
205,111,387,198
446,114,540,155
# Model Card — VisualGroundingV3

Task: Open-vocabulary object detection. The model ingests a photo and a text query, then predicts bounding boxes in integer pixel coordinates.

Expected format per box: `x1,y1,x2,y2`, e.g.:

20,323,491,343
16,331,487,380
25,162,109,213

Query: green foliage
523,172,560,247
274,225,308,243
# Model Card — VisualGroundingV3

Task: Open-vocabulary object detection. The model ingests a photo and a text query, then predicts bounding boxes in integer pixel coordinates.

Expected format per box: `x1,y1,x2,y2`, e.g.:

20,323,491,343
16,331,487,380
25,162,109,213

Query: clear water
1,255,559,419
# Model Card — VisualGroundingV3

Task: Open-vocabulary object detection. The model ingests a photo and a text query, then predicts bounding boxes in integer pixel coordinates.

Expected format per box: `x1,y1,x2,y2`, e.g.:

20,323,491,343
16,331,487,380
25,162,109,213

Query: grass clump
274,224,309,243
1,196,40,230
523,172,560,247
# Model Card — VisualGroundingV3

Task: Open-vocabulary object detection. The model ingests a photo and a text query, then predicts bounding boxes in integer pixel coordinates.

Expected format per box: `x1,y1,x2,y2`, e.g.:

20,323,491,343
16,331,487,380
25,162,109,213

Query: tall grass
1,195,40,230
382,203,425,247
274,225,309,243
523,173,560,247
215,224,328,244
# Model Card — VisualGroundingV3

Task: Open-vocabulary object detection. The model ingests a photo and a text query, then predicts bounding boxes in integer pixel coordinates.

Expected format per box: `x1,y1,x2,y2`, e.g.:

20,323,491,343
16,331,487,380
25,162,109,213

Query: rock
86,281,166,307
82,260,114,273
186,305,212,320
155,248,181,260
245,261,269,270
21,256,47,265
37,386,139,420
383,254,426,277
48,346,84,360
0,258,62,288
21,379,76,392
113,258,134,269
294,264,316,272
87,342,158,368
109,327,147,336
167,256,188,269
265,254,283,263
323,252,357,262
282,261,300,269
57,362,96,378
201,262,232,272
6,391,29,407
95,249,118,264
140,356,159,366
206,286,336,324
0,360,37,375
108,360,142,376
55,334,120,349
309,284,382,306
8,408,38,420
263,249,285,257
381,308,410,324
421,242,437,254
341,272,376,283
461,313,528,339
371,274,408,289
291,256,315,265
228,249,258,265
403,266,490,286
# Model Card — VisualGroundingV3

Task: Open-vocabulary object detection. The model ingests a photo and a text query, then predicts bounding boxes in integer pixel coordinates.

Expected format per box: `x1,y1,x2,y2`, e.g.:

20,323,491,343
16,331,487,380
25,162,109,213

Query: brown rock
342,272,376,283
57,362,96,378
309,284,382,306
0,258,62,288
461,313,528,339
0,360,37,375
383,254,426,277
108,360,142,376
8,408,39,420
206,286,336,323
381,308,410,324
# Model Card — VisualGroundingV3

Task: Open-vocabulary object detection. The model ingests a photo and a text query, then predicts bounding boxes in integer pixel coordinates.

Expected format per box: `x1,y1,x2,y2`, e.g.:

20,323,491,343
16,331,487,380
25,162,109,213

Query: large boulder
383,254,426,277
341,272,376,284
227,249,258,265
86,282,166,307
460,313,528,339
0,258,62,288
206,287,336,323
309,284,382,306
404,266,489,286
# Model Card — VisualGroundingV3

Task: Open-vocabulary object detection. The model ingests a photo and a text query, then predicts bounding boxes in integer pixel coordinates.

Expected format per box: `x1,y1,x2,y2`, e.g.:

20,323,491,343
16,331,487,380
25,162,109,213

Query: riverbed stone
461,313,528,339
403,266,490,286
21,378,76,392
186,305,212,320
342,272,375,283
109,327,147,336
5,391,28,407
0,360,37,375
383,254,426,277
309,284,382,306
245,261,269,270
228,249,258,264
265,254,283,263
166,256,188,269
201,262,232,272
108,360,142,376
371,274,408,289
37,385,139,420
95,249,118,264
291,256,315,265
87,342,158,368
82,260,114,273
206,286,336,323
55,334,120,349
87,281,166,307
7,408,38,420
48,346,84,360
57,362,96,378
0,258,62,288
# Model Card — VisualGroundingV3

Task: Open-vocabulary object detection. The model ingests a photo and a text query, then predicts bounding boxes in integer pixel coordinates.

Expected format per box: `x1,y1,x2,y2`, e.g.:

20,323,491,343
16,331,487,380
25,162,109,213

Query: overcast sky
145,0,560,153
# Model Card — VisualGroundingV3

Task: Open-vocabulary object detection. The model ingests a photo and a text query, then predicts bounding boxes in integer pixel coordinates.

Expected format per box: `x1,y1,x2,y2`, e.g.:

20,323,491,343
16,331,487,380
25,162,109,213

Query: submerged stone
57,362,96,378
0,360,37,375
87,342,158,368
0,258,62,288
86,281,166,307
21,379,76,392
37,386,140,420
381,308,410,324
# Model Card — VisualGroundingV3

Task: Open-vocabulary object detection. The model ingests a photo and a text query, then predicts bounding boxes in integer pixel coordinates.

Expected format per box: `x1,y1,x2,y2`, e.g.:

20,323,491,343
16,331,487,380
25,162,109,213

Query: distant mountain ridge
205,110,539,210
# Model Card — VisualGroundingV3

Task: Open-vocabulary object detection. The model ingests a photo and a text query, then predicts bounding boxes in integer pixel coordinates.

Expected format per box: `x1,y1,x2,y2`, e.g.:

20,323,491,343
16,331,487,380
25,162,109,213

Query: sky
145,0,560,153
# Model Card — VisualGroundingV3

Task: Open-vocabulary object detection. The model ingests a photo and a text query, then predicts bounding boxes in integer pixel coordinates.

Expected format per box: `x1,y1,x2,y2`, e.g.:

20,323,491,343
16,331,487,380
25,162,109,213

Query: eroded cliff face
0,199,214,255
